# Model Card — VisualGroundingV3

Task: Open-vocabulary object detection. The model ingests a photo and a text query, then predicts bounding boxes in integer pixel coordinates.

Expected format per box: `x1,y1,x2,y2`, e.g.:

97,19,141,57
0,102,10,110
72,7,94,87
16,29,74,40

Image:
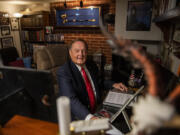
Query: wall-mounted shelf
23,40,65,44
153,6,180,23
22,27,44,30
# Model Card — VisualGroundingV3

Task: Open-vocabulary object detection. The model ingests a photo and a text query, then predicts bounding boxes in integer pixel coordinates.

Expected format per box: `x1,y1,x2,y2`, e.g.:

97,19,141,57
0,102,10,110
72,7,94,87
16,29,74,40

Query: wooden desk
2,115,58,135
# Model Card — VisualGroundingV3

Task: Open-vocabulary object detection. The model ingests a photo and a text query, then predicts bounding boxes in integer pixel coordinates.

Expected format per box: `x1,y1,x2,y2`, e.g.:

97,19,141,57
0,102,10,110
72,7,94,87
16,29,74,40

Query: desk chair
110,85,145,131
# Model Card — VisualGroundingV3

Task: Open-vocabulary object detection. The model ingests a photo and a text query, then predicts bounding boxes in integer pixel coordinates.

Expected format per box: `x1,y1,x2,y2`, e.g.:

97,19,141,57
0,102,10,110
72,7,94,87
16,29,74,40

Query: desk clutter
70,119,110,135
56,96,111,135
56,89,179,135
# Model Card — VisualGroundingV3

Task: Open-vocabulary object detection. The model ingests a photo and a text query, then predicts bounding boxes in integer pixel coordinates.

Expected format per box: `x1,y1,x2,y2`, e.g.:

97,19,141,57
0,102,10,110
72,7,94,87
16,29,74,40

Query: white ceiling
0,0,65,5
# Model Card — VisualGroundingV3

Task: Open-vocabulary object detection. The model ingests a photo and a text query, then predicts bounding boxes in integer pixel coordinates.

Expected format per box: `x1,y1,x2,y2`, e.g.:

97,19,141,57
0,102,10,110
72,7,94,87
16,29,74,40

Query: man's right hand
90,116,99,120
99,110,110,118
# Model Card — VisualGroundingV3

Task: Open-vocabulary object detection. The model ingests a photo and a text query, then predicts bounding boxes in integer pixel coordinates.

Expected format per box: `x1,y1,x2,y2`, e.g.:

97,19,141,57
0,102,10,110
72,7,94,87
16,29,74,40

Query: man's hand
41,95,51,106
99,110,110,118
90,116,99,120
113,82,128,92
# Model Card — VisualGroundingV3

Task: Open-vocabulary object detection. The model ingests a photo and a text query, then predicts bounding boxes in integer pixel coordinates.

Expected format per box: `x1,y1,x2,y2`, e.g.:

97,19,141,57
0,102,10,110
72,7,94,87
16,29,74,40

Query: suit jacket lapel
70,60,100,103
70,61,88,97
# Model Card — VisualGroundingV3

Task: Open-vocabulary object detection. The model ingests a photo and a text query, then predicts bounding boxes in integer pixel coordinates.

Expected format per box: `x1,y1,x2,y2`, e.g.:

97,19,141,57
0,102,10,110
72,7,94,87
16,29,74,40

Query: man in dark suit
57,39,127,120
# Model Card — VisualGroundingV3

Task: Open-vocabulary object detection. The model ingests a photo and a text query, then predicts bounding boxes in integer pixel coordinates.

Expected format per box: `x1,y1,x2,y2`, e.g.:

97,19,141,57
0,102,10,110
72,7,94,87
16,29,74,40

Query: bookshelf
20,11,49,57
153,6,180,42
21,30,65,57
20,11,64,57
153,6,180,23
153,1,180,74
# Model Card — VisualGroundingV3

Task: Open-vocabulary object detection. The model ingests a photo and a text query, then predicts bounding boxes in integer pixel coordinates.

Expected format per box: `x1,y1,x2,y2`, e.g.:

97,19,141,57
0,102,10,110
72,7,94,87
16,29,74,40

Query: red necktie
81,67,95,113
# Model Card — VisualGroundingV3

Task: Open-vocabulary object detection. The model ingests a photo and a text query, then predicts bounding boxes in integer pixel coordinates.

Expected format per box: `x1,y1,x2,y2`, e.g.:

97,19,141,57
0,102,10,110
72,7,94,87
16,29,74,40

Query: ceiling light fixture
13,13,23,18
80,0,83,8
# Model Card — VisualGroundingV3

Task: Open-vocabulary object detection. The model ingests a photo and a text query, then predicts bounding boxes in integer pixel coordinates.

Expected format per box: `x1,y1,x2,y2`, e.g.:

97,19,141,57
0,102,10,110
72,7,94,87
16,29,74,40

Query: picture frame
0,12,9,25
10,17,19,31
1,26,10,36
1,37,14,48
126,1,153,31
56,6,101,27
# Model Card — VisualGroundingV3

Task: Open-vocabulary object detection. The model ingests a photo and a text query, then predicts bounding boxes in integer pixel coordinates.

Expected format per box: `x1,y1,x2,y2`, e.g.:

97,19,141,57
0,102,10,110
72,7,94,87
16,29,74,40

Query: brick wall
50,0,115,64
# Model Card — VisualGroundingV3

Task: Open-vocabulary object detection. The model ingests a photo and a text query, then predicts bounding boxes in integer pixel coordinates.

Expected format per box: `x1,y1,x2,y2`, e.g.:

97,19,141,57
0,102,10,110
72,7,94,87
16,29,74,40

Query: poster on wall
10,18,19,31
126,1,153,31
56,6,100,27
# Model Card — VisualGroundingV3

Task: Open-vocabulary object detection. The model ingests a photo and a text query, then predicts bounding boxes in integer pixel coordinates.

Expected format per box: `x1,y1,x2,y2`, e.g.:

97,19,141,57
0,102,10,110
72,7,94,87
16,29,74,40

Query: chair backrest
34,44,69,95
34,45,68,70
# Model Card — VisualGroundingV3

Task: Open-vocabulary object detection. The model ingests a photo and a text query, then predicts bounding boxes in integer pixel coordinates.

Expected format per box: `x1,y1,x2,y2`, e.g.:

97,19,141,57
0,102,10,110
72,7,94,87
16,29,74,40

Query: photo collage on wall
0,12,14,49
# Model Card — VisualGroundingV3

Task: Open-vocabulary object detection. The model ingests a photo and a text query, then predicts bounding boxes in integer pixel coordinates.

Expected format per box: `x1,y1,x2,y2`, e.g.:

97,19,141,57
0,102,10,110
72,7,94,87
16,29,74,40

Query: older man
57,39,127,120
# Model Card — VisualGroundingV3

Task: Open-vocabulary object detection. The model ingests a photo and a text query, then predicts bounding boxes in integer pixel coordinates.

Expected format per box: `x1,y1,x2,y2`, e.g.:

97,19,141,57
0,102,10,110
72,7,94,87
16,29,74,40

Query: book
103,89,135,108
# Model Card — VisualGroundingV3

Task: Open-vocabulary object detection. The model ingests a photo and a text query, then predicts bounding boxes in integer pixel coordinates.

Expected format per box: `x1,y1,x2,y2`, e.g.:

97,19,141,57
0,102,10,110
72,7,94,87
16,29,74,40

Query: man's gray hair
69,39,88,50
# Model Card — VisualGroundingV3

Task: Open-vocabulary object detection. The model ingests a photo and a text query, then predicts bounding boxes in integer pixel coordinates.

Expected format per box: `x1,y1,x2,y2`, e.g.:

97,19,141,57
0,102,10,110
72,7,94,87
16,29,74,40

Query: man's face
69,41,87,66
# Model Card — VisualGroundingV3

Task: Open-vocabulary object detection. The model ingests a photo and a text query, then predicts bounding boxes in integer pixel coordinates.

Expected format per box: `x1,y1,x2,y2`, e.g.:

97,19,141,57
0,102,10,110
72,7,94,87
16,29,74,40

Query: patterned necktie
81,67,95,113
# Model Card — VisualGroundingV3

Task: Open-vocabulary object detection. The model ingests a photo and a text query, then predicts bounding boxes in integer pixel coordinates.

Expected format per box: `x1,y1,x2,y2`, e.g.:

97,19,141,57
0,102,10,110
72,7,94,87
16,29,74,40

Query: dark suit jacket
57,60,113,120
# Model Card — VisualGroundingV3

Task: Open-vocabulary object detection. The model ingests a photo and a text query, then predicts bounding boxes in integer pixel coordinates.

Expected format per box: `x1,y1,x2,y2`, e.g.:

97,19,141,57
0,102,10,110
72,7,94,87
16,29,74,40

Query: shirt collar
75,64,86,71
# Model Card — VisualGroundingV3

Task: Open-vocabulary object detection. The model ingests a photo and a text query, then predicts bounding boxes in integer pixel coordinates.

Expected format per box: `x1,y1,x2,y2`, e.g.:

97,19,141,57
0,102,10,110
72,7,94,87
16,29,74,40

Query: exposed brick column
50,0,115,64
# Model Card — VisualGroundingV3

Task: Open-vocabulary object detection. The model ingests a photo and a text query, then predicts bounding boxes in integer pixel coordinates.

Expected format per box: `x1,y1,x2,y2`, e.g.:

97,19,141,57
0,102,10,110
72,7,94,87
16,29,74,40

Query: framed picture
1,26,10,36
126,1,153,31
1,37,14,48
10,17,19,31
56,6,101,27
0,12,9,25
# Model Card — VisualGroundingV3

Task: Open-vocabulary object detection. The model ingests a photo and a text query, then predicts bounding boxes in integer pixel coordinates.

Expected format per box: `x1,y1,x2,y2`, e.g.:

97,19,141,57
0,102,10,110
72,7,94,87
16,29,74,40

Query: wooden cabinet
20,11,49,29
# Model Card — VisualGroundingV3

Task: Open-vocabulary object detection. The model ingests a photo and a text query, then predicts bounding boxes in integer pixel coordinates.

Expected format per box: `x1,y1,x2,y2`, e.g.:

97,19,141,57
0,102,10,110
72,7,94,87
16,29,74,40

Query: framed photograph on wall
1,26,11,36
1,37,14,48
126,1,153,31
10,17,19,31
